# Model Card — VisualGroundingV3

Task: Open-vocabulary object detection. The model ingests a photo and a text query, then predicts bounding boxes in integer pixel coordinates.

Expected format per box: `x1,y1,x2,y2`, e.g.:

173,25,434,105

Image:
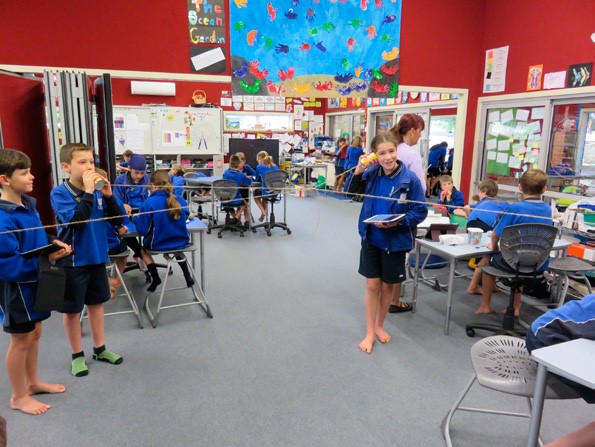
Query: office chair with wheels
466,223,558,338
184,172,214,225
442,335,579,447
252,170,291,236
207,179,245,238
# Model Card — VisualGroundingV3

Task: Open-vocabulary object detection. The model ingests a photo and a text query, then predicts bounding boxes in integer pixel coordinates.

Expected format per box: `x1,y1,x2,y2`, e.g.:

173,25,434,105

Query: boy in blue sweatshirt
455,179,509,232
51,143,125,377
113,154,150,214
348,132,427,353
223,154,253,227
0,149,71,414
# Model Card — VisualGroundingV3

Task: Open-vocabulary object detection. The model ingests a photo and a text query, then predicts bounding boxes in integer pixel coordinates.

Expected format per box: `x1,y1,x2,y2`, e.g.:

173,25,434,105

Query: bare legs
544,422,595,447
360,278,394,353
7,322,65,415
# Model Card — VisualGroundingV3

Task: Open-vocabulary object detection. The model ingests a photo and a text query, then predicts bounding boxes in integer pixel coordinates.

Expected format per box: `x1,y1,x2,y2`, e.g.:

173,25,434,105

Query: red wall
0,74,55,225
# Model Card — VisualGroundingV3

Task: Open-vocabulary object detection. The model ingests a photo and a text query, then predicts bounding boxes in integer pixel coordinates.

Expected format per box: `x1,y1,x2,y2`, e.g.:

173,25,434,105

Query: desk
411,234,572,335
186,176,223,228
290,163,328,184
186,218,208,293
527,339,595,447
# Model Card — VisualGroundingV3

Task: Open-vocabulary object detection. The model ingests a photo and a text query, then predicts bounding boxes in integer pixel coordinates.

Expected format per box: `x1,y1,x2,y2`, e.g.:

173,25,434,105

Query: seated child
438,175,465,209
223,154,252,227
169,165,187,197
469,169,552,316
118,149,133,173
236,152,256,178
254,151,279,222
134,171,194,292
454,179,509,232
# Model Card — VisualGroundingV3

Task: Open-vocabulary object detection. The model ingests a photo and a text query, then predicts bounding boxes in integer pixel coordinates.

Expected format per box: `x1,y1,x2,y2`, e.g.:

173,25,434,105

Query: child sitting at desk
223,154,252,228
437,174,465,209
454,179,509,232
469,169,552,317
236,152,256,178
168,165,187,197
254,151,279,222
134,171,193,293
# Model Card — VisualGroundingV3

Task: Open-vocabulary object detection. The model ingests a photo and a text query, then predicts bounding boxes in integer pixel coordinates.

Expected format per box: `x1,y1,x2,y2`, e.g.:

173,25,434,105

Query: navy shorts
108,240,128,256
335,166,345,176
58,264,110,314
3,320,39,334
358,240,407,284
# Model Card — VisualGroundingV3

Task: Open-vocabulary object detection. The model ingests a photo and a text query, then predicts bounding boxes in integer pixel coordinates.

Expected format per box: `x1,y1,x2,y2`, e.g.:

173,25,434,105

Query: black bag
34,256,66,312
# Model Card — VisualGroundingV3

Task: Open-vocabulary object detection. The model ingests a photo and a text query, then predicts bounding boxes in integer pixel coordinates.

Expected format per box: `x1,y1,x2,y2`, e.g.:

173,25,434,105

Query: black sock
93,345,106,355
146,263,162,292
178,260,195,287
72,351,85,360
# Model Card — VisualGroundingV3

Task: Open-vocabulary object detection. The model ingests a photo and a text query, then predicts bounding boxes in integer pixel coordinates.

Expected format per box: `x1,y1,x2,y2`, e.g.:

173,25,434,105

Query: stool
143,246,212,328
519,256,594,329
442,335,580,447
81,250,144,328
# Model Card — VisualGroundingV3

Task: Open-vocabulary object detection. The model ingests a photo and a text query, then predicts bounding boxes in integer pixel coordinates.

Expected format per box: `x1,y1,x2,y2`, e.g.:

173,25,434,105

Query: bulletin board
112,106,154,154
152,106,222,155
484,106,544,183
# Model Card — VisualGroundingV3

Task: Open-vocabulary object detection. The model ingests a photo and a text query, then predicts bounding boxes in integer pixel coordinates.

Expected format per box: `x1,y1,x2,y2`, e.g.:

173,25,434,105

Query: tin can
360,153,378,167
94,178,105,190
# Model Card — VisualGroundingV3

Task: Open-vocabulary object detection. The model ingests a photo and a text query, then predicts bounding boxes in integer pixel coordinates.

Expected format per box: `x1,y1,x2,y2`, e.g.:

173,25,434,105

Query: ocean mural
230,0,402,98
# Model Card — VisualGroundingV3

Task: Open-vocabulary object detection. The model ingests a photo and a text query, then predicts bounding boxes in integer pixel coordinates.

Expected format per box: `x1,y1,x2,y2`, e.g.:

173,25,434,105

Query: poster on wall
483,46,509,93
229,0,402,98
526,64,543,91
567,62,592,88
187,0,227,73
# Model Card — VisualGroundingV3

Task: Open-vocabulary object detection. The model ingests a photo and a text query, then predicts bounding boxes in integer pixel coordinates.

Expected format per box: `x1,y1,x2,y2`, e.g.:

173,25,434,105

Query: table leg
444,258,456,335
200,231,205,294
248,187,254,230
412,241,421,313
526,364,548,447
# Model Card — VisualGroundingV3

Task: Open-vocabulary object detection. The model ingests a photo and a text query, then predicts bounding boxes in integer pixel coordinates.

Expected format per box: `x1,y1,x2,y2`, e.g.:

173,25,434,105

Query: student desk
187,176,223,228
186,217,208,292
527,338,595,447
411,234,572,335
290,162,328,184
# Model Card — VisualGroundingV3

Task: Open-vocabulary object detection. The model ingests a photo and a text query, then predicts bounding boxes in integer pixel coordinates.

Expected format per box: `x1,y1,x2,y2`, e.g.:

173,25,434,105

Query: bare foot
493,287,503,293
475,306,493,315
375,327,392,343
358,335,375,353
500,308,520,317
467,286,483,295
28,382,66,395
258,214,266,222
10,395,50,415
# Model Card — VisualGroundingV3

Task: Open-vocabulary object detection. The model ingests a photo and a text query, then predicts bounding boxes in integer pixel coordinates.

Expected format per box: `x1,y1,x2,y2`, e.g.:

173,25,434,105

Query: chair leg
442,374,477,447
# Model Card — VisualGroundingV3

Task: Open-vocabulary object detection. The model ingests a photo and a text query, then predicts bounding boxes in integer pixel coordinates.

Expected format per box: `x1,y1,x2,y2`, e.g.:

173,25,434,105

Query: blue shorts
358,240,407,284
58,264,110,314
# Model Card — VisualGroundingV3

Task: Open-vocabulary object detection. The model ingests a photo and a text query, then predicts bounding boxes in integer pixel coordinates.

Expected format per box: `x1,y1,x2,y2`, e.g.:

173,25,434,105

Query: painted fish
365,25,377,39
347,18,363,29
239,79,262,94
233,21,247,32
382,14,396,24
267,2,277,21
284,9,298,19
246,30,258,46
298,43,310,52
381,47,399,61
347,37,356,51
321,22,335,31
379,33,392,43
232,61,249,77
334,73,353,83
341,58,350,70
275,43,289,54
314,41,327,52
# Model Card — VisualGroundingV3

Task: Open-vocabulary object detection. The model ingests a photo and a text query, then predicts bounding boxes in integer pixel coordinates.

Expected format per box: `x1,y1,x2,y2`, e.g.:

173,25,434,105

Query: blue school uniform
113,172,150,209
255,164,279,195
134,191,190,251
242,164,256,178
102,198,132,250
439,187,465,207
493,198,552,235
467,197,509,229
344,145,364,171
349,162,428,252
171,176,186,197
334,145,346,169
428,145,447,168
223,168,252,205
51,182,123,267
0,195,51,329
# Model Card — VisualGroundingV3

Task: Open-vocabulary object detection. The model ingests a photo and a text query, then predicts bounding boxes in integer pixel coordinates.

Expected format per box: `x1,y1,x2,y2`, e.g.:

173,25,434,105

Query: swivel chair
207,179,245,238
252,170,292,236
466,223,558,338
184,172,214,225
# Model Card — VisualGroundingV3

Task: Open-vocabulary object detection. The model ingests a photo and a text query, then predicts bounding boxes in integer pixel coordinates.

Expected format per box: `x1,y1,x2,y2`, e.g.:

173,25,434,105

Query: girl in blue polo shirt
348,132,427,354
134,171,192,292
254,151,279,222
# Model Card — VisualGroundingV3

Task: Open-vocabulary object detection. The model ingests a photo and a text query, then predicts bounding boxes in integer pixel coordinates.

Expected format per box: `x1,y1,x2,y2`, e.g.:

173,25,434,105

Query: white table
411,234,572,335
527,338,595,447
290,162,328,184
186,217,208,292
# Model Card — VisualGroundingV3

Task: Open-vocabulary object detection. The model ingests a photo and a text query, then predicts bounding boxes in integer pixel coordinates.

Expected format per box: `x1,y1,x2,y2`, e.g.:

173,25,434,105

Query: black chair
252,170,291,236
466,223,558,338
184,172,214,225
207,179,245,238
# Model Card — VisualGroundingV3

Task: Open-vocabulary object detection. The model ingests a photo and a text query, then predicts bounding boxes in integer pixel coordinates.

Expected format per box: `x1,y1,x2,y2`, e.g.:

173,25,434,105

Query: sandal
388,301,413,313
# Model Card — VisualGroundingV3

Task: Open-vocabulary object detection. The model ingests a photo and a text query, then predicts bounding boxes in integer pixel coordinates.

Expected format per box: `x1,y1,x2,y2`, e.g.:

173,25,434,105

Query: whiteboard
112,106,154,154
152,107,222,155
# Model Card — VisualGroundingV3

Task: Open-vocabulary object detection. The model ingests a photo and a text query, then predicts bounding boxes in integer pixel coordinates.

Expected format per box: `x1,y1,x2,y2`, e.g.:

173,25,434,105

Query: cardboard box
294,185,309,198
567,243,595,261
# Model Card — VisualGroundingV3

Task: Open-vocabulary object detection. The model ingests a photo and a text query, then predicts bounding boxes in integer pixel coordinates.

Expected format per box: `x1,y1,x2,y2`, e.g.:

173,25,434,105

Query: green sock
93,349,123,365
71,356,89,377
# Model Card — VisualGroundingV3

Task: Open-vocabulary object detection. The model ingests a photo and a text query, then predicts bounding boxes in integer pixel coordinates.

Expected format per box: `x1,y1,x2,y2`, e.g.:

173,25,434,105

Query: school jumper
113,172,151,209
223,168,252,205
342,145,364,192
134,191,190,251
255,164,279,195
467,197,509,229
428,145,447,169
439,187,465,207
242,164,257,177
349,162,428,253
0,195,52,329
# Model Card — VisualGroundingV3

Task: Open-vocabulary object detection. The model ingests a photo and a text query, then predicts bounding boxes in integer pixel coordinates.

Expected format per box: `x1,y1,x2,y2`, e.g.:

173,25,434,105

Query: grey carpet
0,192,592,446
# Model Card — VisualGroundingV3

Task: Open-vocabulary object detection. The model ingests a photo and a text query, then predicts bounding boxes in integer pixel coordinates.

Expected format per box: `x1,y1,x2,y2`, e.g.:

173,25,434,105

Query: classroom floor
1,192,592,447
